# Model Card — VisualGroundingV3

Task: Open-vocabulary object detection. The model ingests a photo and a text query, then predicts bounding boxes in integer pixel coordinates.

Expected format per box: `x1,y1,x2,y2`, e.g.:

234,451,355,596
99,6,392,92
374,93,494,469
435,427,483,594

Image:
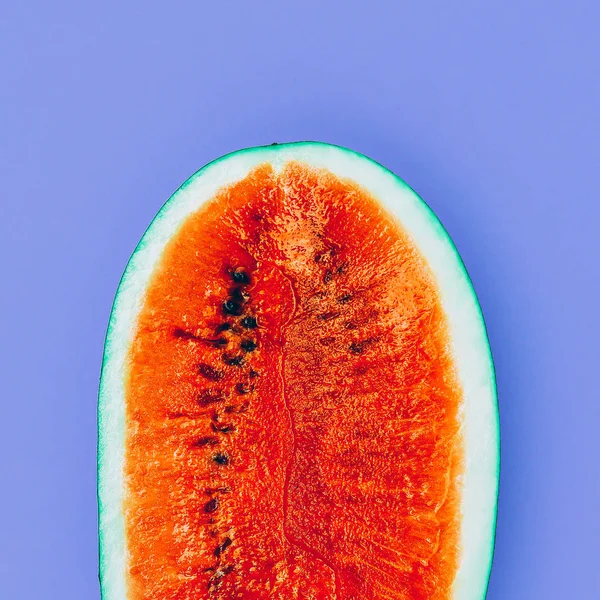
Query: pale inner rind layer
98,142,499,600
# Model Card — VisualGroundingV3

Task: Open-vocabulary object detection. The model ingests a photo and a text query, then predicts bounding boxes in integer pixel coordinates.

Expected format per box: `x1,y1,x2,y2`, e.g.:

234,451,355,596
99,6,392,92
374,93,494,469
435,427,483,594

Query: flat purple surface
1,2,599,598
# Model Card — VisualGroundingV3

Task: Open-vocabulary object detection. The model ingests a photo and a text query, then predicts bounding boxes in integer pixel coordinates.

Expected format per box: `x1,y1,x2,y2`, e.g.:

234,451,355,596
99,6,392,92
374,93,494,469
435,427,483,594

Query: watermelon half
98,142,499,600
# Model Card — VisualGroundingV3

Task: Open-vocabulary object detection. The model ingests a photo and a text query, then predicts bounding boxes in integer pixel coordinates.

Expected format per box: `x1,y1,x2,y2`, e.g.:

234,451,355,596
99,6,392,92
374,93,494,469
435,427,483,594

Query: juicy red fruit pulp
125,162,463,600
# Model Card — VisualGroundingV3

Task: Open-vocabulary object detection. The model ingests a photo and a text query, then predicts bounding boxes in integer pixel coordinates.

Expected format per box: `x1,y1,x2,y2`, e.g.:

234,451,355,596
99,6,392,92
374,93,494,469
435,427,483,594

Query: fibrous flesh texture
124,162,463,600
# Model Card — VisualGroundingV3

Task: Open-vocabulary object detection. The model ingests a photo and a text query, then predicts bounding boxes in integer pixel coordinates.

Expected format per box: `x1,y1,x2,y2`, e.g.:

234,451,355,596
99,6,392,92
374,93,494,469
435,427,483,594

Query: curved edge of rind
98,141,499,600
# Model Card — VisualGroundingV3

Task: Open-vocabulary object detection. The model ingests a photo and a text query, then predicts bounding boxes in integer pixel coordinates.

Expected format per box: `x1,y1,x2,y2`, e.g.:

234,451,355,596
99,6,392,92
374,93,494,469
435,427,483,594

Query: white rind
98,142,499,600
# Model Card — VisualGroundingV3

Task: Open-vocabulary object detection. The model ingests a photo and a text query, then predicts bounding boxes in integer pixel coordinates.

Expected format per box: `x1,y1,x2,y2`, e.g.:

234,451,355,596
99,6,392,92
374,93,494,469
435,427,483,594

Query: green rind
98,141,499,599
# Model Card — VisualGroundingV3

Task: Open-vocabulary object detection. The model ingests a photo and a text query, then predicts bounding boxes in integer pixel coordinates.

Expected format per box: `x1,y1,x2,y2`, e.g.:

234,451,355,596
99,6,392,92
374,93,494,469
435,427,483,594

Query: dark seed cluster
222,268,252,317
310,246,381,363
185,266,264,574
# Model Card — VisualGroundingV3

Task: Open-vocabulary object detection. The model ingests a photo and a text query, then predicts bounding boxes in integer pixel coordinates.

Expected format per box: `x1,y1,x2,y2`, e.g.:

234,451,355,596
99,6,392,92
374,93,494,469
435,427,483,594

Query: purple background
1,2,599,598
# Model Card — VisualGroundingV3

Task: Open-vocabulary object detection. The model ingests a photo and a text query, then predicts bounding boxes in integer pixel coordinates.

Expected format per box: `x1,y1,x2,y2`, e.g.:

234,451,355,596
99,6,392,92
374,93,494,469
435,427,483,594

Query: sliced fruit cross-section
98,143,499,600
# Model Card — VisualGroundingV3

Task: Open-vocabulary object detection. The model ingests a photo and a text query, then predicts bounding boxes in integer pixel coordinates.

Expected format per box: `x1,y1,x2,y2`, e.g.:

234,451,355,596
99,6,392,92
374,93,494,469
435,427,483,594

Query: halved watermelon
98,142,499,600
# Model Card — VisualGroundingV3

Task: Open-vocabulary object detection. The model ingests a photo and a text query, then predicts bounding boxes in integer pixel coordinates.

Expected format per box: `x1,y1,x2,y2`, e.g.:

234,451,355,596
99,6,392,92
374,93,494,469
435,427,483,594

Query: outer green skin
98,141,499,599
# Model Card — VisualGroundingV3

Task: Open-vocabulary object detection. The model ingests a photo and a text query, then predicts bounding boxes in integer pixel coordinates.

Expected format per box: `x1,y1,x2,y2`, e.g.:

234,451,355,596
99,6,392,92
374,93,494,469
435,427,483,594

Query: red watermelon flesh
124,162,463,599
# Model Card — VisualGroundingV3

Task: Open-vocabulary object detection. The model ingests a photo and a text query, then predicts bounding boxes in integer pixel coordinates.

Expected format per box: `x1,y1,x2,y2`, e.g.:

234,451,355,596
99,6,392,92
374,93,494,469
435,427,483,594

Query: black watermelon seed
215,323,231,333
336,262,348,275
349,337,378,355
223,299,243,316
240,339,257,352
213,452,229,465
195,436,220,447
204,497,219,513
338,294,352,304
249,369,259,378
224,405,237,413
231,268,251,285
349,342,364,355
214,537,232,557
240,315,257,329
223,353,244,367
235,382,253,395
230,286,250,303
198,363,224,381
